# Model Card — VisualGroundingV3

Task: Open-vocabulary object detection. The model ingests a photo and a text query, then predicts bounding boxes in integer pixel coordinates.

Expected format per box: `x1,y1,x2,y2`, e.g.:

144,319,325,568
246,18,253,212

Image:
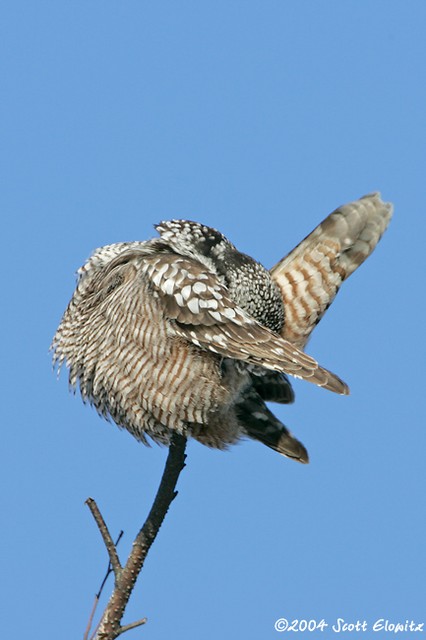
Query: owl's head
155,219,284,332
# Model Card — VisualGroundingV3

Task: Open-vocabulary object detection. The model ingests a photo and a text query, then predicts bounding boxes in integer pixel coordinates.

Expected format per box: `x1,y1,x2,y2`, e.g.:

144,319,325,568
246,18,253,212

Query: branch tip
117,618,148,636
86,497,122,579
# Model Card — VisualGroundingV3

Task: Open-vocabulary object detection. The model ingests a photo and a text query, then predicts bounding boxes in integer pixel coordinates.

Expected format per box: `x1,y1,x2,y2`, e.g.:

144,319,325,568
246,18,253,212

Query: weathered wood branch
86,433,187,639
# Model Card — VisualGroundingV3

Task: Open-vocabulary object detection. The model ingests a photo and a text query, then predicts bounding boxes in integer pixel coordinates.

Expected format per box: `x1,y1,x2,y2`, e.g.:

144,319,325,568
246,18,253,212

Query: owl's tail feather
270,192,393,349
236,389,308,463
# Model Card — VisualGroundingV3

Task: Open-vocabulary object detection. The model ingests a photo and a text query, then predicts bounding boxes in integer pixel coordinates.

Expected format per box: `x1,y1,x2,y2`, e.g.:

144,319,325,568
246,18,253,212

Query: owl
51,193,392,463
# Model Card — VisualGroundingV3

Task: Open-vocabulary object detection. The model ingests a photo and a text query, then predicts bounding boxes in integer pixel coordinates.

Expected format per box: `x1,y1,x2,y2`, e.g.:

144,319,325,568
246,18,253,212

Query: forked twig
85,500,123,580
86,433,187,639
83,531,124,640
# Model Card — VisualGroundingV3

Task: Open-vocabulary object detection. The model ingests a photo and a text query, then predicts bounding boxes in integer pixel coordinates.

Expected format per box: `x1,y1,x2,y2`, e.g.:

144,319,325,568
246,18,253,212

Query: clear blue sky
1,2,425,638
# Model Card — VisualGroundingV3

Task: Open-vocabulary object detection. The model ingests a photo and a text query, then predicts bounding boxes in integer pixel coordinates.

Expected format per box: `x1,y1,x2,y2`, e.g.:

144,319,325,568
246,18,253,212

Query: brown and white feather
51,193,392,461
270,192,393,348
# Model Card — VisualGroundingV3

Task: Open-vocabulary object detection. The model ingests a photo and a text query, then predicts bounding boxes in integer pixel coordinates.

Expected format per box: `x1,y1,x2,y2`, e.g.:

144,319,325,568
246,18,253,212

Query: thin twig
97,531,124,597
86,498,122,580
90,433,187,639
84,531,124,640
83,595,99,640
117,619,148,636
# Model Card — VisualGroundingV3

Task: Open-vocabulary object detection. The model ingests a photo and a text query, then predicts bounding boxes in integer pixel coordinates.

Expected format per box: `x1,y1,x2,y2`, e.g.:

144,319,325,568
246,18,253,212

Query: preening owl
51,193,392,462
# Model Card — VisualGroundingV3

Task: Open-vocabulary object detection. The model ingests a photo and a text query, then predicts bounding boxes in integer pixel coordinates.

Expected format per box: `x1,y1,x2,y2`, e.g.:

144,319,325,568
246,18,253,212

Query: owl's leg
236,388,308,463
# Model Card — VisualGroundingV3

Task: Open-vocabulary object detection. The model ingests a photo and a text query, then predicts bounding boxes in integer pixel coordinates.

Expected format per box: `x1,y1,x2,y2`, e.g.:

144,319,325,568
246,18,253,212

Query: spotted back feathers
51,193,392,462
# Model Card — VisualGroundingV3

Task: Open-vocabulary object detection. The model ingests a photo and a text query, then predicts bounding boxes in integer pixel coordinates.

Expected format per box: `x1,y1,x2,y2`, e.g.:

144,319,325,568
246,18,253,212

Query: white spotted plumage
51,193,392,462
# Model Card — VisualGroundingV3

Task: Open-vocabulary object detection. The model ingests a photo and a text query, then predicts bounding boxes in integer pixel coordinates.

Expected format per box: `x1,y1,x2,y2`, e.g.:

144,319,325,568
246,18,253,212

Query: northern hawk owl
51,193,392,462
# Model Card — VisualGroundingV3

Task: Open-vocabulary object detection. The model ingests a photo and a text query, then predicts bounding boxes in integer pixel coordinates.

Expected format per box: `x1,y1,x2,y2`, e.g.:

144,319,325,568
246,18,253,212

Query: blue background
1,2,424,638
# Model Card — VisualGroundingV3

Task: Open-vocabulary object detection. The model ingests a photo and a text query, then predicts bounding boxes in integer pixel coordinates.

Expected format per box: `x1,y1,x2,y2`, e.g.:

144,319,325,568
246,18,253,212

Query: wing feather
139,252,349,394
270,192,393,348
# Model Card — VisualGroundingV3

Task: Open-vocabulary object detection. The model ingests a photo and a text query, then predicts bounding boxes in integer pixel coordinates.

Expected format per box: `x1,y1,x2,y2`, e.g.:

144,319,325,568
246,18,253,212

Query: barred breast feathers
51,192,392,461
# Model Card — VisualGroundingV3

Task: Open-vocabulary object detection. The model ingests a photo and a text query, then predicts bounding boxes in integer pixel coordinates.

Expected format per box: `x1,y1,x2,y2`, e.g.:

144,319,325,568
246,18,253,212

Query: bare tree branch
116,619,148,636
83,532,124,640
87,433,187,639
86,499,123,580
97,531,124,597
83,595,99,640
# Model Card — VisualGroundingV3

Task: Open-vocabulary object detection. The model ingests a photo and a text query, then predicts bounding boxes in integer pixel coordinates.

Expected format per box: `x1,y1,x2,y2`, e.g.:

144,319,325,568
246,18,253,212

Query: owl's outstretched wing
139,251,349,394
270,192,393,349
